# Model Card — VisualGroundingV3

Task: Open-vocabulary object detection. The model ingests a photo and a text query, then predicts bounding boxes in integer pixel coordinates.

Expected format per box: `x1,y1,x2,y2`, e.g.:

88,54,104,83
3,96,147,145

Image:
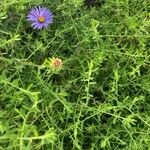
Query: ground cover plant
0,0,150,149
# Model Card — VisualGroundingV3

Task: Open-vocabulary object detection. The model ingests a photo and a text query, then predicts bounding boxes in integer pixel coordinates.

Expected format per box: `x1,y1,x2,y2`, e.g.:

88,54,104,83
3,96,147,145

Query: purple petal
39,7,48,16
32,22,42,30
27,14,38,21
30,8,39,17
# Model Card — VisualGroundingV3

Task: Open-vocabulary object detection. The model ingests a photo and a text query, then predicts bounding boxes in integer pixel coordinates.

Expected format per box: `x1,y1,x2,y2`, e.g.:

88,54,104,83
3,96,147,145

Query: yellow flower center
38,16,45,23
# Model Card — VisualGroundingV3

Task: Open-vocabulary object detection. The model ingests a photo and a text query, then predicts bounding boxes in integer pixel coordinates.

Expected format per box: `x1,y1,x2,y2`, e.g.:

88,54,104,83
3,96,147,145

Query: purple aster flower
27,6,53,30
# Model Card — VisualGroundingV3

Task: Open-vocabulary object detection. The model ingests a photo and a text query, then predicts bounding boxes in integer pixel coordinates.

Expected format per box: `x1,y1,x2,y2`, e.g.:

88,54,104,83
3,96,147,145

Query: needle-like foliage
0,0,150,149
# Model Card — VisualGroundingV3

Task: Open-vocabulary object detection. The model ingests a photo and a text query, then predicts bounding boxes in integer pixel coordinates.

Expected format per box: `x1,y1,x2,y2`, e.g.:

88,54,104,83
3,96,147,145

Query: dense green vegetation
0,0,150,149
